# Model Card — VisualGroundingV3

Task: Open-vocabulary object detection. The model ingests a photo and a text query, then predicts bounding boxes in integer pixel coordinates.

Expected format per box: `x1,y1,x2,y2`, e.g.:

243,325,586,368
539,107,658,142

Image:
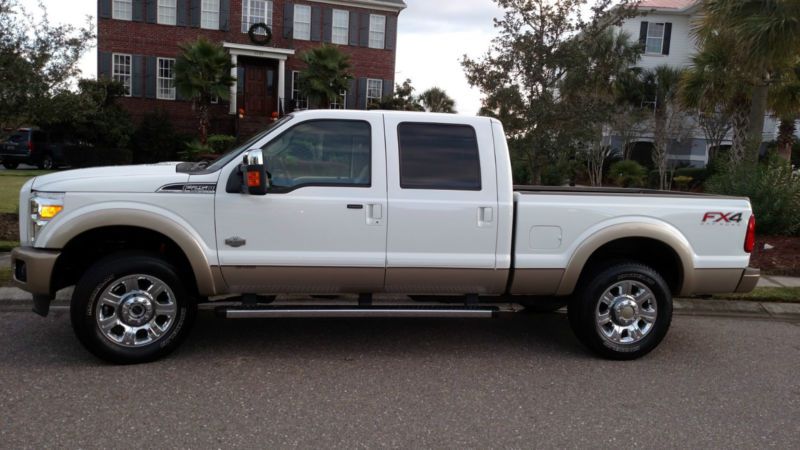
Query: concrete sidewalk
758,275,800,288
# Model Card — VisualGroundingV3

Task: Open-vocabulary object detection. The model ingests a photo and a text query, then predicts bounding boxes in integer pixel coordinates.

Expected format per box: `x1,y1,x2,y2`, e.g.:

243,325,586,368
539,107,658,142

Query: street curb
0,289,798,321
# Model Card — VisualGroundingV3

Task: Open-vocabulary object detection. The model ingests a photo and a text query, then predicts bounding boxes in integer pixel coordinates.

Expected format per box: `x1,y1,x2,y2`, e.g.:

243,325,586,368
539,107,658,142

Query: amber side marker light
39,205,63,219
744,215,756,253
247,171,261,187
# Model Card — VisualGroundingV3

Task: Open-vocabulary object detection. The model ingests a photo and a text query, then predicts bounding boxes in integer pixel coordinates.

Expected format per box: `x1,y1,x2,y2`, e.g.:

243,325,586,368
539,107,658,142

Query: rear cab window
397,123,482,191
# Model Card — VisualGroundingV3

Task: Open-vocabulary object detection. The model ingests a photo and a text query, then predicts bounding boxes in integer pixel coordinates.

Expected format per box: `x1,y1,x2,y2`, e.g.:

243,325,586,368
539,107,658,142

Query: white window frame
366,78,383,107
157,57,176,101
330,90,347,109
157,0,177,25
293,4,311,41
368,14,385,49
292,71,308,110
645,22,665,55
332,9,349,45
112,0,133,21
112,53,132,97
241,0,273,33
201,0,220,30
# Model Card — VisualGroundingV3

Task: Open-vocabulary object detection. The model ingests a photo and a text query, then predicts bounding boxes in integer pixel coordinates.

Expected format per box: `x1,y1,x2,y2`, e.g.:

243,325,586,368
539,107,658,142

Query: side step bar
221,305,497,319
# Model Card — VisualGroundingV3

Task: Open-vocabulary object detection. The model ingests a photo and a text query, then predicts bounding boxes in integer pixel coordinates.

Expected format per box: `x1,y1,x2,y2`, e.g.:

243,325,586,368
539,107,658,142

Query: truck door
215,115,387,293
383,117,504,294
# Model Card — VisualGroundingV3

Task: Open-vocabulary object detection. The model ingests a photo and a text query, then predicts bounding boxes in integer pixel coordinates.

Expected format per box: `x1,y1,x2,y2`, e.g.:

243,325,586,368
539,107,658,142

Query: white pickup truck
11,110,759,363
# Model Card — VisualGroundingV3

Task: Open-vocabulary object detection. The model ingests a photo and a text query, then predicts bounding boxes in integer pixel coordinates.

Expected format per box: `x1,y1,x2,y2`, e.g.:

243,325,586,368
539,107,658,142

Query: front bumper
735,267,760,293
11,247,61,317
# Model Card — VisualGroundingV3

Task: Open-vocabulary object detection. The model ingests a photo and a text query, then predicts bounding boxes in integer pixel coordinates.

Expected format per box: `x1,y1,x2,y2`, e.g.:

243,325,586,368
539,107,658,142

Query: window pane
292,71,308,110
332,9,349,45
398,123,482,191
645,23,664,53
113,0,132,20
366,79,383,105
157,58,176,100
158,0,176,25
262,120,372,189
112,54,132,96
201,0,220,29
242,0,272,33
369,14,385,49
294,5,311,40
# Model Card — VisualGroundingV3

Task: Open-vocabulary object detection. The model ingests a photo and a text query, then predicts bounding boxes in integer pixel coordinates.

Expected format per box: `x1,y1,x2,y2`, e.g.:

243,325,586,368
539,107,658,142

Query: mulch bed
750,235,800,277
0,213,18,241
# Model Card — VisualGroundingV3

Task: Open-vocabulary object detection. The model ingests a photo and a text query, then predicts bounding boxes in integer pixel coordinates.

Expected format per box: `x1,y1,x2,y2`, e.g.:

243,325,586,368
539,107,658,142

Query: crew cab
10,110,759,363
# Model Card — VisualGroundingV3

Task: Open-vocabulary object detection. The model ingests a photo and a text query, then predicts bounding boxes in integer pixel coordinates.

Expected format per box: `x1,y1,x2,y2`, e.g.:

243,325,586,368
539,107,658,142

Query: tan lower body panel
219,266,386,294
509,269,565,296
11,247,60,295
690,268,748,295
384,268,508,295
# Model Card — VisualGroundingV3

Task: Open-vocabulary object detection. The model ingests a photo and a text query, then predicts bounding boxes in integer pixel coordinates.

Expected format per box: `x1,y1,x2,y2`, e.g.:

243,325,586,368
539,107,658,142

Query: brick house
97,0,405,136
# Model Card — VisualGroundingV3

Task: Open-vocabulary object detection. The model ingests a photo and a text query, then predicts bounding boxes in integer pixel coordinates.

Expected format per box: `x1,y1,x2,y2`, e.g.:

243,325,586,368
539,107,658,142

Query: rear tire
71,253,197,364
2,162,18,169
568,262,672,360
37,155,54,170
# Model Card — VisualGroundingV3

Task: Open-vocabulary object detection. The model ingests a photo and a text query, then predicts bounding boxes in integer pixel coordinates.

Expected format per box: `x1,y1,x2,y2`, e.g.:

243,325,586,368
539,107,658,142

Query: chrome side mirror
242,149,269,195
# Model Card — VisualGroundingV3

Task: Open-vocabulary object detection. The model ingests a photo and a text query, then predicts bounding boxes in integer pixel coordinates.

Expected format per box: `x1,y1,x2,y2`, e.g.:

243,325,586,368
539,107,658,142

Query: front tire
568,263,672,360
71,253,197,364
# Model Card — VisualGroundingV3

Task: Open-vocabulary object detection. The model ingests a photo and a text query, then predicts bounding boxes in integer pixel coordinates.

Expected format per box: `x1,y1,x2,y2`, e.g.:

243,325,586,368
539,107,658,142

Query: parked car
10,110,759,364
0,128,66,170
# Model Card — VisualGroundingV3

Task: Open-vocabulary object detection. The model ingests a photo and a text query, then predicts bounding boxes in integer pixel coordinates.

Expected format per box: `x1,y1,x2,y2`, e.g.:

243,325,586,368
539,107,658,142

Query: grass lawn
713,287,800,303
0,170,52,214
0,241,18,252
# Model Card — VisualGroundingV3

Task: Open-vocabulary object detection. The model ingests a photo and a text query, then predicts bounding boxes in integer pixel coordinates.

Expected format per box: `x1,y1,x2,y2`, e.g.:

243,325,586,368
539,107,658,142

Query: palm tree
696,0,800,164
768,64,800,161
174,37,235,145
644,65,686,190
419,87,456,113
297,44,353,109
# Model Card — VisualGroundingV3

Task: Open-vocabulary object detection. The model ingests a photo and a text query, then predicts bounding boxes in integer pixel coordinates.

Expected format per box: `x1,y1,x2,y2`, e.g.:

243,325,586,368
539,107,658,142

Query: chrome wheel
595,280,658,345
95,274,178,348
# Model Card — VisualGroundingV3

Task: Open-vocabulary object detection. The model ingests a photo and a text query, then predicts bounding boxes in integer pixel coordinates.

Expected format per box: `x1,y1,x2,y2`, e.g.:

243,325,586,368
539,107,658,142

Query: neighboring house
611,0,784,168
97,0,405,137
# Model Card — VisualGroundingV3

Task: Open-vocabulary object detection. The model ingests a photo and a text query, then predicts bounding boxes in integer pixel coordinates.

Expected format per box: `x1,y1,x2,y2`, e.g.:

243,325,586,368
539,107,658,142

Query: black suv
0,128,64,170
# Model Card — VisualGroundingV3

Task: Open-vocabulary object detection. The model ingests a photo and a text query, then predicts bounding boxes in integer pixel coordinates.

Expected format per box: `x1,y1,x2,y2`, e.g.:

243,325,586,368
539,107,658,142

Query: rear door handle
478,207,494,227
366,203,383,226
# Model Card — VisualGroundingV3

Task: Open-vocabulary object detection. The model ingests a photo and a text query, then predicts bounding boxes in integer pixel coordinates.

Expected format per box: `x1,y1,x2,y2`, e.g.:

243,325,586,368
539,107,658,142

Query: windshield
6,131,28,143
201,115,294,173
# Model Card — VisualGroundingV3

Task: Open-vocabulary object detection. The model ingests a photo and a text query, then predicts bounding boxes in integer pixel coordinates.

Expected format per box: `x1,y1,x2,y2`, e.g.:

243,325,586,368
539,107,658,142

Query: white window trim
157,57,176,101
645,22,665,55
366,78,383,107
201,0,220,30
368,14,385,49
242,0,273,33
112,53,132,97
112,0,133,21
330,90,347,109
157,0,177,26
332,9,349,45
291,71,308,110
293,4,311,41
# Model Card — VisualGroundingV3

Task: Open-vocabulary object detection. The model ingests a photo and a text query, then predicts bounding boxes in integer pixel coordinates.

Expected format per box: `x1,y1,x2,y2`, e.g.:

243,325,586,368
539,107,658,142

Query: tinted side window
398,123,482,191
262,120,371,191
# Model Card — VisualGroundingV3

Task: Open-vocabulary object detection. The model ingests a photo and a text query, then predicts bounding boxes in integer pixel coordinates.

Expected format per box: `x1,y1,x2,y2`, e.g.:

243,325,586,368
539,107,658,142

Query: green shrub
706,157,800,235
207,134,236,154
608,160,647,187
131,111,185,163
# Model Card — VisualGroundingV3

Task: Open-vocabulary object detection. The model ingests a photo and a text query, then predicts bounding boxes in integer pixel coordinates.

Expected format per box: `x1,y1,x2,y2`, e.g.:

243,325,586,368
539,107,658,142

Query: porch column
278,58,286,114
229,54,238,115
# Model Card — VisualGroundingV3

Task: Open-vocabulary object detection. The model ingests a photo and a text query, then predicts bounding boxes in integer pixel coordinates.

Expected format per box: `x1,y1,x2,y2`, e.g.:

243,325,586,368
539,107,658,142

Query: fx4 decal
702,212,743,224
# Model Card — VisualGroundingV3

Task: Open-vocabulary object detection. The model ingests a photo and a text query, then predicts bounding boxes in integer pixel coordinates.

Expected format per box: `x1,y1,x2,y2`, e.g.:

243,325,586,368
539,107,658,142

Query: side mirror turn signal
242,149,269,196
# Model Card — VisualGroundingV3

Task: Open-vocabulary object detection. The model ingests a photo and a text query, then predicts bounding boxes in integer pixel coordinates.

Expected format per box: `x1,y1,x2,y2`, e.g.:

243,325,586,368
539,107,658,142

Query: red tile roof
638,0,696,9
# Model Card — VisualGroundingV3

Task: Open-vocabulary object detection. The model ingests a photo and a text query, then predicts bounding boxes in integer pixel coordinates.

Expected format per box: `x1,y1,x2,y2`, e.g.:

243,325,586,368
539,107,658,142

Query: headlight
30,192,65,244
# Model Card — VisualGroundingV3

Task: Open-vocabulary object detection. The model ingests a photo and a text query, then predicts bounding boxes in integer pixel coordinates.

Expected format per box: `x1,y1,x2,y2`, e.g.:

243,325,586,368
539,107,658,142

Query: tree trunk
198,103,209,145
746,83,769,165
730,98,750,166
777,118,796,163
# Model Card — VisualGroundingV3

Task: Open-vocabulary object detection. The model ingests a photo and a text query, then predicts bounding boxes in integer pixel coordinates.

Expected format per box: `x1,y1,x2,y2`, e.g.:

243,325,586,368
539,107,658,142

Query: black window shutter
382,79,393,98
346,79,356,108
177,0,189,26
220,0,230,31
639,21,648,46
358,77,367,109
284,66,293,109
99,0,112,19
283,2,294,38
359,13,370,47
132,55,144,97
662,22,672,55
385,15,397,50
145,56,157,99
145,0,156,23
310,5,321,41
348,11,358,46
98,52,112,79
132,0,144,21
190,0,201,28
322,8,332,43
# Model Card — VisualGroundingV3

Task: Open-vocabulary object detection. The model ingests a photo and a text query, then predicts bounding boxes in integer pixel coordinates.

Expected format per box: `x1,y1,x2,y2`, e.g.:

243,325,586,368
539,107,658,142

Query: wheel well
51,226,197,294
578,237,683,294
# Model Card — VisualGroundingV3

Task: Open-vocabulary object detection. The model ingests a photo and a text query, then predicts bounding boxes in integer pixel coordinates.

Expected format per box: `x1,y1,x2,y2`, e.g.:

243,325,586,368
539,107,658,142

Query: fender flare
556,222,696,296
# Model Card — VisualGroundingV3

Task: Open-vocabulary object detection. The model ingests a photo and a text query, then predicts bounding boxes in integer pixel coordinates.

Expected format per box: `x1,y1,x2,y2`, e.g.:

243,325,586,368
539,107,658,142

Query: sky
21,0,504,115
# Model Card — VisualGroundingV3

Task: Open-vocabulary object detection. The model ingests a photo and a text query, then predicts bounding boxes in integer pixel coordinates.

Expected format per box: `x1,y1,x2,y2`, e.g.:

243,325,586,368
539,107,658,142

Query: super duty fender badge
702,212,743,225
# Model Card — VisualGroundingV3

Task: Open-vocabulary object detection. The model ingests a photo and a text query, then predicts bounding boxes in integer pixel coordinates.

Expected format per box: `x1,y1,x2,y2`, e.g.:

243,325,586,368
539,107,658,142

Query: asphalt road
0,310,798,448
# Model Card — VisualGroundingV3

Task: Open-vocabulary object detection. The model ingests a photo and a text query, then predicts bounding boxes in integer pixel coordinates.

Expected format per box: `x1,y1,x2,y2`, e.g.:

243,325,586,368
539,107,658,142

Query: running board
221,305,497,319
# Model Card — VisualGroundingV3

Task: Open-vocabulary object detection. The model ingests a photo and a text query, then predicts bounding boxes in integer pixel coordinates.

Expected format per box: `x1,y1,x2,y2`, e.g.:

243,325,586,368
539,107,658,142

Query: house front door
242,60,276,117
